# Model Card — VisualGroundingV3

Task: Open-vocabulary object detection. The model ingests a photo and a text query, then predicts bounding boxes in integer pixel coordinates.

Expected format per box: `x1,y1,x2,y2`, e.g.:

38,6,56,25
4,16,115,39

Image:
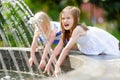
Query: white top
77,26,120,56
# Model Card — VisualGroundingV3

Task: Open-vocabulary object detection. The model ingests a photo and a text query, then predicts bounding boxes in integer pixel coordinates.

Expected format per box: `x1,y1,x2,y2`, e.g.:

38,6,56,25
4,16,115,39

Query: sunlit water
0,0,56,79
0,70,45,80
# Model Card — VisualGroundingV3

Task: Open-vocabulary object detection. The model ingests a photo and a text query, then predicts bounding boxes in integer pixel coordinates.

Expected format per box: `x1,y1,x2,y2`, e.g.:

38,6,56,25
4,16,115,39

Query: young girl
28,11,61,69
43,6,120,75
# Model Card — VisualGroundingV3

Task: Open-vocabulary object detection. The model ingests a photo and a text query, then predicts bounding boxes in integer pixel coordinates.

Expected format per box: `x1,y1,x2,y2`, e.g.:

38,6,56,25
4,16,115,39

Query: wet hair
60,6,88,44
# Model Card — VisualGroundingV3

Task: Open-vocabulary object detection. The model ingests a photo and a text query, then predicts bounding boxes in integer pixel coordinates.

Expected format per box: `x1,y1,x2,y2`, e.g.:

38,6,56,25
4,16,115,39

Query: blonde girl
28,11,61,69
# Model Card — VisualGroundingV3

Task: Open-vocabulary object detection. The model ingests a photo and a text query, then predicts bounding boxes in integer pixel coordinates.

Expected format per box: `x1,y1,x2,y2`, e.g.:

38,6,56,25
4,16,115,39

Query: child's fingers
43,68,51,76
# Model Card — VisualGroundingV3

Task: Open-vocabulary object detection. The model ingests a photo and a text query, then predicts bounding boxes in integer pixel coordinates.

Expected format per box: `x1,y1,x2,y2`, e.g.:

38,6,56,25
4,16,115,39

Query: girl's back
77,26,119,56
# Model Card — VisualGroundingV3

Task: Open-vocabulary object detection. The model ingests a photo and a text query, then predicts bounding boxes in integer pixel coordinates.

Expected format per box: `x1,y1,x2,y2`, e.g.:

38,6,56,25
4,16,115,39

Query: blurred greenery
0,0,33,47
0,0,120,47
24,0,84,21
90,0,120,39
24,0,120,40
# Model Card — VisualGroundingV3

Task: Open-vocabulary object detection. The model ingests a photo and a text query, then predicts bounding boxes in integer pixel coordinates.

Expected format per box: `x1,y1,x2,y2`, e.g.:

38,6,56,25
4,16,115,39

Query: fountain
0,0,72,79
0,0,34,47
0,0,56,79
0,0,120,80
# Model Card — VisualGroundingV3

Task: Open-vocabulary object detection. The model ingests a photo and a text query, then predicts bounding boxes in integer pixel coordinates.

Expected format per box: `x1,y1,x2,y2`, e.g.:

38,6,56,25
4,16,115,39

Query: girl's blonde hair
30,11,51,37
60,6,88,43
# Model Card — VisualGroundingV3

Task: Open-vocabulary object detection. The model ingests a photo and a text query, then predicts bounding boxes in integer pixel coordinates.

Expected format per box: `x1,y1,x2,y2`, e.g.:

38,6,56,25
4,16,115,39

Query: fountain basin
42,51,120,80
0,47,75,79
0,47,120,80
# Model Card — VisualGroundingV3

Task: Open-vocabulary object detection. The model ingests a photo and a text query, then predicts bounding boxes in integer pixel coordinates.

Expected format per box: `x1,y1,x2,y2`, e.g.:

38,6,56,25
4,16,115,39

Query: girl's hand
38,59,46,69
54,65,61,77
29,57,34,67
43,64,52,75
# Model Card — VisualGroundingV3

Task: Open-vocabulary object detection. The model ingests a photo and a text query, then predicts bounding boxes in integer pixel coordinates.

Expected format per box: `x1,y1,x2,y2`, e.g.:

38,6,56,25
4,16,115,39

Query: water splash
0,0,47,79
0,0,57,79
0,0,33,47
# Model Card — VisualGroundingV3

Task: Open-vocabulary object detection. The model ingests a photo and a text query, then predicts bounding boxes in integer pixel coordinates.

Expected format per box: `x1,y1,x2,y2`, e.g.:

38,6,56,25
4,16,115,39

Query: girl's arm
39,29,58,69
41,29,57,60
29,29,39,66
30,30,39,58
48,38,64,64
43,38,64,74
55,26,85,73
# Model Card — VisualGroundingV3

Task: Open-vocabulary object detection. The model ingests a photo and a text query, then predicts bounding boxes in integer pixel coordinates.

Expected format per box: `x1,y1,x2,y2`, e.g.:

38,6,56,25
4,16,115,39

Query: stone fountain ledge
0,47,45,52
0,47,31,51
0,47,120,80
42,51,120,80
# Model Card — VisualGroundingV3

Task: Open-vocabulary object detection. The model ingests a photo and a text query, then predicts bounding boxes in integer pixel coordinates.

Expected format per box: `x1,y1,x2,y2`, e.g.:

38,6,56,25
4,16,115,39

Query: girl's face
61,11,74,30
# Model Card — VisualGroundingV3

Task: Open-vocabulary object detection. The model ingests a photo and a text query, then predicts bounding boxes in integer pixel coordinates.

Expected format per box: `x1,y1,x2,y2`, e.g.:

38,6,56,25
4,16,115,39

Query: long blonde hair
30,11,51,37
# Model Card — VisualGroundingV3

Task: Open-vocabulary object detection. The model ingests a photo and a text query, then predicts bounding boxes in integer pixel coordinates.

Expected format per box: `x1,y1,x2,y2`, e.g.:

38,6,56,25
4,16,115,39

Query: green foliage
24,0,120,41
90,0,120,33
80,11,93,26
111,29,120,41
24,0,83,21
0,1,33,47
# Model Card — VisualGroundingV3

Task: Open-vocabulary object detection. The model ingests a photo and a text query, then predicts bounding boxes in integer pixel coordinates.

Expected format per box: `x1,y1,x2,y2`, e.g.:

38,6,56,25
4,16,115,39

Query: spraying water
0,0,57,79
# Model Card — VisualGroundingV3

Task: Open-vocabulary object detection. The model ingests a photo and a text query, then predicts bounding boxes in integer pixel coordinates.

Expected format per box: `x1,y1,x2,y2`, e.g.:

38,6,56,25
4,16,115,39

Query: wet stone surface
42,51,120,80
0,48,120,80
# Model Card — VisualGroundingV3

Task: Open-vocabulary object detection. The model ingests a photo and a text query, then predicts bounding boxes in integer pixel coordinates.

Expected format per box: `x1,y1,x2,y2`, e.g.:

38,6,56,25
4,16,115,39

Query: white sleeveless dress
77,26,120,56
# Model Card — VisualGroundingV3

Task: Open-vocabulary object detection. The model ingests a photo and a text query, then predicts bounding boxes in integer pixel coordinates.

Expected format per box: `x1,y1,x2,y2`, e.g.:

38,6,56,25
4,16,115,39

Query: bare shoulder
73,25,85,36
75,25,84,31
